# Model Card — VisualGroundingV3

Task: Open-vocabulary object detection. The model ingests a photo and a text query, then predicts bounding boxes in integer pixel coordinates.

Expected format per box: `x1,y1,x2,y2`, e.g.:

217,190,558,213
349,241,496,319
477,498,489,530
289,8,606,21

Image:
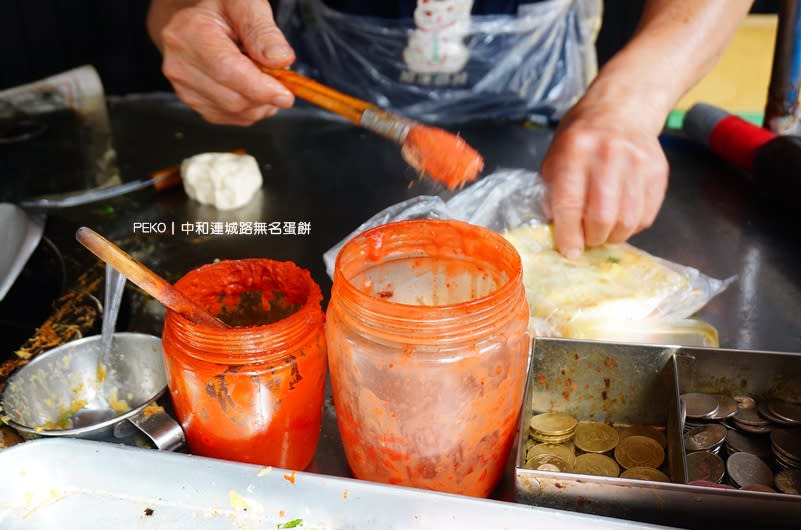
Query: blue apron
279,0,600,123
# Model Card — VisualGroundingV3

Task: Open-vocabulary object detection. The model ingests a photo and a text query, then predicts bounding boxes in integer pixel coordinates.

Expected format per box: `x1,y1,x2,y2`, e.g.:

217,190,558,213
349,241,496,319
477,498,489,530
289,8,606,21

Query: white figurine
403,0,473,74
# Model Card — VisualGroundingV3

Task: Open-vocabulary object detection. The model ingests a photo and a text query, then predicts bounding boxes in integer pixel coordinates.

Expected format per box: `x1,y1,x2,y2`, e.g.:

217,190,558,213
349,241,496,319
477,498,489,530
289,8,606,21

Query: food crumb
144,507,154,516
283,472,296,485
342,489,348,500
257,466,273,477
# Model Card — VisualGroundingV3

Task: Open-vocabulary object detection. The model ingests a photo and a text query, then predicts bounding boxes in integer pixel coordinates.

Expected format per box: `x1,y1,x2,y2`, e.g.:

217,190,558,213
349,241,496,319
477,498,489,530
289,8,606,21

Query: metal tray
515,338,801,530
0,438,673,530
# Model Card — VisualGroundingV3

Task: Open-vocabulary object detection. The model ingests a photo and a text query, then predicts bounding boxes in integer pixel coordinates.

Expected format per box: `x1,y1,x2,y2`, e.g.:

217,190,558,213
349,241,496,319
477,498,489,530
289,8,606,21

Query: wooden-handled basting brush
263,67,484,190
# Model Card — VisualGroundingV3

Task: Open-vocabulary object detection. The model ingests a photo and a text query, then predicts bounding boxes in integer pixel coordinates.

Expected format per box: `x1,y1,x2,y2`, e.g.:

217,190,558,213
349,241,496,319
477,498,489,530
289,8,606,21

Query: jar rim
165,258,324,364
331,219,524,342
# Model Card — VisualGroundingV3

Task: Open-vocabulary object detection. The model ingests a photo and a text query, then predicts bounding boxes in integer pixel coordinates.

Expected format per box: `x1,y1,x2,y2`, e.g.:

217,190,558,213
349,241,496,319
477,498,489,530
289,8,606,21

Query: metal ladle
100,264,126,368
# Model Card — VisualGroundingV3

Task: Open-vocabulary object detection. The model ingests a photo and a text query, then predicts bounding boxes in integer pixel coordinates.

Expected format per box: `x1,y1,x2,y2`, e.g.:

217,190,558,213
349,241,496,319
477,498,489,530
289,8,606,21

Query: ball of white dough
181,152,263,210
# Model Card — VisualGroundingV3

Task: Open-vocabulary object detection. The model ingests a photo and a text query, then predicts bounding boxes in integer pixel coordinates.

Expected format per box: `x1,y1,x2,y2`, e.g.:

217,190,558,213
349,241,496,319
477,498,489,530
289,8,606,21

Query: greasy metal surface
515,339,801,529
2,94,801,526
675,347,801,407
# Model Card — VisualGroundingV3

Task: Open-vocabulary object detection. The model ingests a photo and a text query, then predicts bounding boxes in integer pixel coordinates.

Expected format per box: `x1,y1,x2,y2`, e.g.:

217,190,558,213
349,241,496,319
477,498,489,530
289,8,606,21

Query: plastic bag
277,0,601,123
323,169,733,345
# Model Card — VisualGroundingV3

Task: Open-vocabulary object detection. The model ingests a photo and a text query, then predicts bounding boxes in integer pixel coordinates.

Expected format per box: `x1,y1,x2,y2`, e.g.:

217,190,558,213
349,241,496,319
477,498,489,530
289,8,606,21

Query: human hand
147,0,295,125
540,97,669,259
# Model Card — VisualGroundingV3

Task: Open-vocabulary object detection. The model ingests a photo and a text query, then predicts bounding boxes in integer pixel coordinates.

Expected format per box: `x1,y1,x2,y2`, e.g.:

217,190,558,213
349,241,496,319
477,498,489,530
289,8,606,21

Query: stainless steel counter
9,94,801,528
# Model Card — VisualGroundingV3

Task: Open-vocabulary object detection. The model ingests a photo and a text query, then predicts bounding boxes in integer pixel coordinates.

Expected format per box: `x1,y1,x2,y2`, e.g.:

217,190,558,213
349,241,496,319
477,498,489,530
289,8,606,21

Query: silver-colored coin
681,393,720,419
740,483,777,493
733,406,771,427
772,448,801,470
771,429,801,461
768,400,801,425
731,418,773,434
726,452,774,488
684,424,727,452
725,430,771,458
774,469,801,495
707,395,739,420
758,400,793,426
772,440,801,466
686,450,725,483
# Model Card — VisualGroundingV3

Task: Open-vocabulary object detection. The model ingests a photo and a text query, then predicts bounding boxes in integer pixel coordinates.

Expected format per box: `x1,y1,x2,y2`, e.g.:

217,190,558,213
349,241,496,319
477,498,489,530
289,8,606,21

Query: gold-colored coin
527,443,577,467
618,425,668,449
525,452,573,472
529,412,578,436
527,439,575,462
574,453,620,477
614,435,665,469
620,466,670,482
530,430,575,444
574,422,620,453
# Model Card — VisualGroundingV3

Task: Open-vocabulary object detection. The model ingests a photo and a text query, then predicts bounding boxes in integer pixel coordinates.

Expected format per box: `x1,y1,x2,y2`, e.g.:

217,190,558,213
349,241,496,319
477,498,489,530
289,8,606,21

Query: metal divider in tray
515,338,801,530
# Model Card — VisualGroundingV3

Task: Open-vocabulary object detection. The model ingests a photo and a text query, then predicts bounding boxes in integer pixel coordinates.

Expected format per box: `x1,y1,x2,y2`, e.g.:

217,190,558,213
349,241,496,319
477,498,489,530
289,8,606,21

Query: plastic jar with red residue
326,219,530,497
161,259,326,470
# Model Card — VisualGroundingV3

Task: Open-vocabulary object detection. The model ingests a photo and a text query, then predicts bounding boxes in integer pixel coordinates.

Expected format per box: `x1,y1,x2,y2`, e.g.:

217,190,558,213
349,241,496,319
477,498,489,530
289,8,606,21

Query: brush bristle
401,126,484,190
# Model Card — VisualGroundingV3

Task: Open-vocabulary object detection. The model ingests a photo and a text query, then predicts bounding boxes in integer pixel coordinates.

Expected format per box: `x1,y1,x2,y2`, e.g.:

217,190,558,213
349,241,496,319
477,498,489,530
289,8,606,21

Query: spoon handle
76,227,229,329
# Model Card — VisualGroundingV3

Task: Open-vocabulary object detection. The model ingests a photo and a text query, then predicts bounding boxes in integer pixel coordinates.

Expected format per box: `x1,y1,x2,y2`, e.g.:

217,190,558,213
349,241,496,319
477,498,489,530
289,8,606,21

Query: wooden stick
262,67,377,125
75,227,229,329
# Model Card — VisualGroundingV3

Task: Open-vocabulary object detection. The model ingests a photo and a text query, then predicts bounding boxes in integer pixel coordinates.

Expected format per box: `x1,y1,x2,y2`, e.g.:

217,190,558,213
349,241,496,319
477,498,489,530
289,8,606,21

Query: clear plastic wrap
277,0,601,123
323,170,733,345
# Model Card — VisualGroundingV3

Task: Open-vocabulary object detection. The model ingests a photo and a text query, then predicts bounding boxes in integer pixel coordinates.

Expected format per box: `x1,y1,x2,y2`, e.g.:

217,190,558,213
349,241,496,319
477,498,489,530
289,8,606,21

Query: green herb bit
277,519,303,529
606,256,621,264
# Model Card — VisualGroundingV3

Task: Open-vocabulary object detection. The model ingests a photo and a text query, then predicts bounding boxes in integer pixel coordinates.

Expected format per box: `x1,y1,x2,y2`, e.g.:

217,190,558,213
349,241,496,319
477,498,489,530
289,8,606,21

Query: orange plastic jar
162,259,326,470
326,219,530,497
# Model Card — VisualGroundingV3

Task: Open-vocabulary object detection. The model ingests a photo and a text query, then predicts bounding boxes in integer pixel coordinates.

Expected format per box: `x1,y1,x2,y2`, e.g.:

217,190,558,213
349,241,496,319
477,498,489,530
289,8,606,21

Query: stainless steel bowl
1,332,183,450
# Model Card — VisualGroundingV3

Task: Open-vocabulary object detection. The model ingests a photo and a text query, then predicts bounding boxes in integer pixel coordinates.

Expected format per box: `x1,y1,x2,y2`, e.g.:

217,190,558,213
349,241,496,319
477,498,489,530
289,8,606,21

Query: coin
772,443,801,468
537,463,562,472
731,418,773,434
689,479,736,490
614,435,665,469
574,422,620,454
527,443,577,467
707,395,739,420
758,400,791,425
740,483,777,493
574,453,620,478
686,450,725,483
525,452,573,472
618,425,668,449
725,430,771,458
529,412,578,436
684,423,727,452
771,429,801,461
681,393,720,419
530,431,575,444
726,452,774,488
774,469,801,495
620,467,670,482
733,406,771,426
734,396,757,409
768,399,801,425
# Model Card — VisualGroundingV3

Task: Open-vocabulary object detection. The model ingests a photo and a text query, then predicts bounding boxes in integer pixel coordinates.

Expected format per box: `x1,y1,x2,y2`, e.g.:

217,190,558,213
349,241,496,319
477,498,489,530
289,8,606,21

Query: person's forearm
580,0,753,134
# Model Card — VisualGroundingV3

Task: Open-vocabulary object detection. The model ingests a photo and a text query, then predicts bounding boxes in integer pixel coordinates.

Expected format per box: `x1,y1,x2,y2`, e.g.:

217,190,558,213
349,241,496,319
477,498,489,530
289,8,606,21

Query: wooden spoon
76,227,229,329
